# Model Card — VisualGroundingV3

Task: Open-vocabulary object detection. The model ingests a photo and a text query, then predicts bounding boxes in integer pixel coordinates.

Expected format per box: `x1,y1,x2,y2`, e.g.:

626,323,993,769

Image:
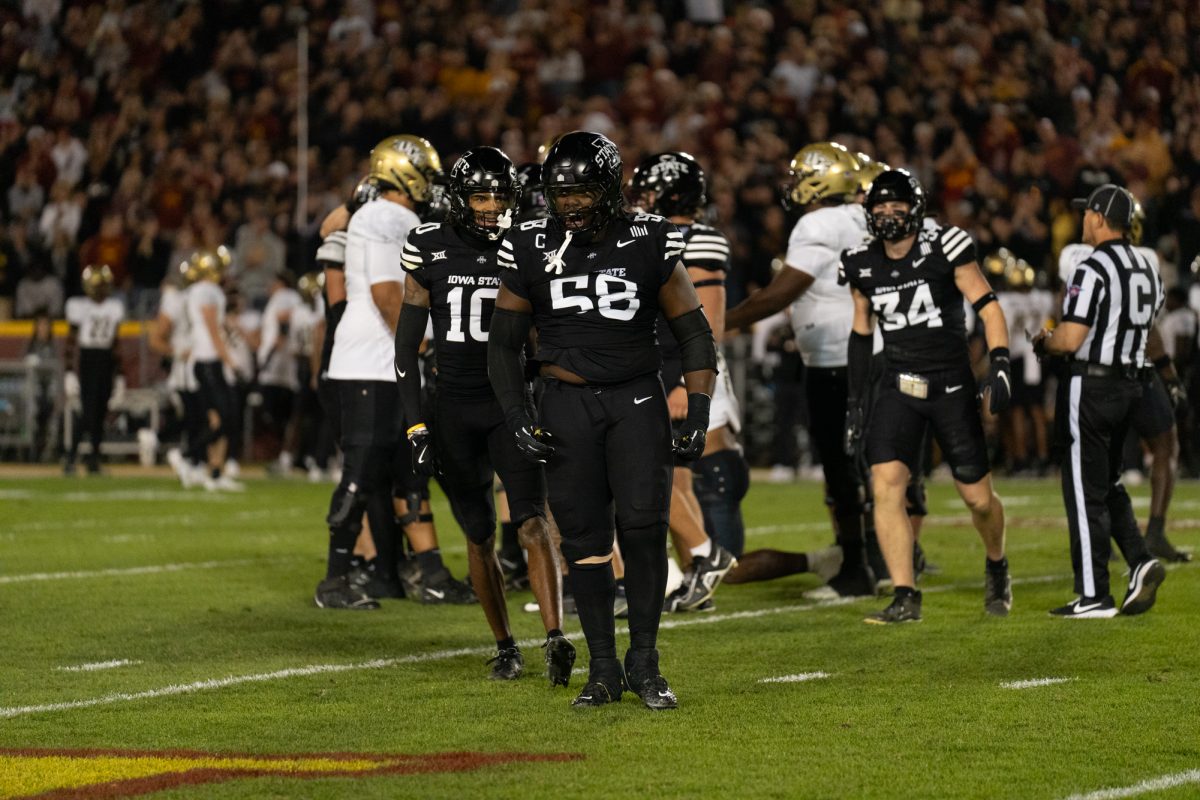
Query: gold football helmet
298,271,324,303
1130,200,1145,245
1006,258,1035,289
369,134,444,205
854,152,890,193
784,142,862,209
187,248,227,283
983,248,1016,278
82,264,114,299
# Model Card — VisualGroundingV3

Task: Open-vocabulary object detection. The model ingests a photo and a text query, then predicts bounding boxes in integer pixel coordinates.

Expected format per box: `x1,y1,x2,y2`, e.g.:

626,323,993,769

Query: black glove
509,413,555,463
987,347,1012,414
1165,376,1188,414
844,403,866,457
672,392,711,461
1031,331,1049,360
407,424,437,476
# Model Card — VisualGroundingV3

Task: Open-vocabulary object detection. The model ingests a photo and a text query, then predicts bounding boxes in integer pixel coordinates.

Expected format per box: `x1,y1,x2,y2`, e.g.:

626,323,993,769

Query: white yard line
0,573,1075,720
55,659,142,672
999,677,1073,690
1060,770,1200,800
759,672,831,684
0,558,299,585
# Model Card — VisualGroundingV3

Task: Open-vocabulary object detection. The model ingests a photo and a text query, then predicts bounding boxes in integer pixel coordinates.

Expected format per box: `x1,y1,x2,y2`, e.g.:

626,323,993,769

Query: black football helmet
514,162,546,221
541,131,624,234
865,169,926,241
448,147,517,241
347,175,383,214
628,152,706,218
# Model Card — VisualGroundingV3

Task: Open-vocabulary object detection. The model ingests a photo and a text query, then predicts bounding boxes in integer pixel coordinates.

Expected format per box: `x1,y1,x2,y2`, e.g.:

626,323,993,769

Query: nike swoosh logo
657,691,673,697
616,239,635,248
397,369,407,378
634,396,652,404
914,257,927,267
427,588,444,599
418,451,427,464
946,385,962,393
1074,602,1102,612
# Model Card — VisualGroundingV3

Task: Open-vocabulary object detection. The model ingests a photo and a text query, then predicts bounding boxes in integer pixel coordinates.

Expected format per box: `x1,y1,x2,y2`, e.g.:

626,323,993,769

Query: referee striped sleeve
1061,261,1102,324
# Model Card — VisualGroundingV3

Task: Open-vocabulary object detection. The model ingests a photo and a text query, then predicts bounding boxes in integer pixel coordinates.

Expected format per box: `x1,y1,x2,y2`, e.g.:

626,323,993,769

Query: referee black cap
1071,183,1135,228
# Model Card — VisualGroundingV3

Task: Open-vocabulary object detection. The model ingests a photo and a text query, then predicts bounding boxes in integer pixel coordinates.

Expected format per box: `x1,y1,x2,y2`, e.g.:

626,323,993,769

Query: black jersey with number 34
498,214,685,384
840,224,977,372
402,222,503,400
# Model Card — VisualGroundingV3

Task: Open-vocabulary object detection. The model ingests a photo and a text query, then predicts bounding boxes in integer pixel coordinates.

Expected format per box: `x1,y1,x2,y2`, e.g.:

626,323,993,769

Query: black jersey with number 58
498,214,684,384
839,224,977,372
402,222,503,400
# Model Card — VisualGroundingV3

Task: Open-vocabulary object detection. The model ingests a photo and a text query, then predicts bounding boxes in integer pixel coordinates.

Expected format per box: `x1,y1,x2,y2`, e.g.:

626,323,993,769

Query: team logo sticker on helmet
0,747,583,799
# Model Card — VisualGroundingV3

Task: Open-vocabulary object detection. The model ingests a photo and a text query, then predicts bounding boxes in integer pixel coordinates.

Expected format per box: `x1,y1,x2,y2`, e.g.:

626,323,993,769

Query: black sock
497,636,516,651
569,563,617,661
416,548,444,577
326,527,358,579
546,628,563,640
365,494,398,581
500,521,520,556
895,585,919,598
211,467,220,479
986,556,1008,574
834,511,867,571
1146,516,1165,539
617,523,669,652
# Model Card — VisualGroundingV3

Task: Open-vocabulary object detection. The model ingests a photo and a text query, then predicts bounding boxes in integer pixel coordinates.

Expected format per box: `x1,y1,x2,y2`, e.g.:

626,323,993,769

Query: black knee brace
327,481,367,533
905,478,928,517
395,489,433,528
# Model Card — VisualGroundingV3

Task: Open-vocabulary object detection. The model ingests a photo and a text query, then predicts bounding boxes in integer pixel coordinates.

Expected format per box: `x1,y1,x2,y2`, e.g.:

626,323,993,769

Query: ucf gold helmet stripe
786,142,862,208
369,135,444,204
1130,200,1145,245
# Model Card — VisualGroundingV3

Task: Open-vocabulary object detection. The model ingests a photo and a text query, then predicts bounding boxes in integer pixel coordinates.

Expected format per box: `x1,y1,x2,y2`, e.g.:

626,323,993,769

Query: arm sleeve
394,303,429,429
487,307,533,428
847,330,873,404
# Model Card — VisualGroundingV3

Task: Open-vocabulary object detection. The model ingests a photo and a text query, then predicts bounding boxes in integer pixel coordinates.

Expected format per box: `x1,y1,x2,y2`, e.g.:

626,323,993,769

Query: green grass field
1,475,1199,799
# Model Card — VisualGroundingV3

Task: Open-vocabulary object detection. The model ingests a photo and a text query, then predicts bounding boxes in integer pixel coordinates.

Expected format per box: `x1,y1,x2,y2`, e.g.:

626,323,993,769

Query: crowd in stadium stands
1,0,1198,471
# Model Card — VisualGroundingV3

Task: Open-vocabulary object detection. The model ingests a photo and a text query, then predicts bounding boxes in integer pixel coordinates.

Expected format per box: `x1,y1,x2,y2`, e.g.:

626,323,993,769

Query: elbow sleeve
394,304,429,426
847,331,873,404
668,307,717,374
487,308,534,426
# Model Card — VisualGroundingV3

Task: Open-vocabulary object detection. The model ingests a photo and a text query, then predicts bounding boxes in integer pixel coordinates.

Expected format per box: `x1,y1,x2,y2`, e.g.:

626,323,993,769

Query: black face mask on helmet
866,169,926,241
629,151,706,218
541,130,625,236
447,147,518,243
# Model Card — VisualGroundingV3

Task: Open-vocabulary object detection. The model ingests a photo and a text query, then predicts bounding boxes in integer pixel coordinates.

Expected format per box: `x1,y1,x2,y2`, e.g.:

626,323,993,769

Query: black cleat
487,647,524,680
827,564,878,598
1050,595,1117,619
673,545,738,611
1145,529,1191,563
624,648,677,710
864,590,922,624
571,658,624,707
1121,559,1166,616
419,568,477,605
314,573,380,610
397,557,423,598
984,567,1013,617
543,634,576,687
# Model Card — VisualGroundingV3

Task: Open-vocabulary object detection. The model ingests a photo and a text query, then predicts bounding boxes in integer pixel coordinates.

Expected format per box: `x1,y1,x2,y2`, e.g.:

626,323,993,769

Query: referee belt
1068,362,1139,380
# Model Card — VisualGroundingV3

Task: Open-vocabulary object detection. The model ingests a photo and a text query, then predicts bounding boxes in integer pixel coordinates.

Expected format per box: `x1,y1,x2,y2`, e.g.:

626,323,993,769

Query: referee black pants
1057,374,1150,599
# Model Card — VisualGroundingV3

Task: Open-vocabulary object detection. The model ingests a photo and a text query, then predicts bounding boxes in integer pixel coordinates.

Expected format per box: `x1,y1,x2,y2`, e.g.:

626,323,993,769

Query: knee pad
395,490,434,527
950,464,989,486
905,478,928,517
326,482,366,532
560,528,616,566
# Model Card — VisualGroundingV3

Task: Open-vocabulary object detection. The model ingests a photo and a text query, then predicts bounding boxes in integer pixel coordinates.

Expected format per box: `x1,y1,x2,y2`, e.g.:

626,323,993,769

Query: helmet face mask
541,131,624,236
865,169,926,241
629,152,706,218
448,147,518,242
348,175,383,214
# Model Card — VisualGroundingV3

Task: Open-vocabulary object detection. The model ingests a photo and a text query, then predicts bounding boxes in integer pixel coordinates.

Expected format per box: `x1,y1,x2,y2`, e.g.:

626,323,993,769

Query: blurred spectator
49,125,87,187
78,211,131,288
7,163,45,227
128,213,171,319
15,263,63,319
232,203,286,309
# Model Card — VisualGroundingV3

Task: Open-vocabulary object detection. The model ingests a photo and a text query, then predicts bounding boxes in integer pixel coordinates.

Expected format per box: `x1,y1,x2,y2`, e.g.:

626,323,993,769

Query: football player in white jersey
149,259,205,486
63,264,125,475
318,134,471,609
1057,206,1190,562
185,248,243,491
257,272,303,473
993,254,1051,474
288,271,331,480
724,143,878,596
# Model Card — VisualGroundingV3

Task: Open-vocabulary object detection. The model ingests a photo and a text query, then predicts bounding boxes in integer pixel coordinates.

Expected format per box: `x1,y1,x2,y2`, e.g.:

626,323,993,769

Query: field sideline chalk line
999,677,1073,690
1060,769,1200,800
0,572,1082,720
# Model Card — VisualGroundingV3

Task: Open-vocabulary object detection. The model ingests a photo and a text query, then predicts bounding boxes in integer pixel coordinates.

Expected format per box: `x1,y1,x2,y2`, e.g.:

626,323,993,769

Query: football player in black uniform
842,170,1013,623
489,131,717,709
629,151,742,611
396,147,573,682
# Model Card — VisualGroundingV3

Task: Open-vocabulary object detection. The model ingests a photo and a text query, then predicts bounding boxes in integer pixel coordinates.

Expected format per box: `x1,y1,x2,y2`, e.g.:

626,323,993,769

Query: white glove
108,375,127,409
64,370,80,399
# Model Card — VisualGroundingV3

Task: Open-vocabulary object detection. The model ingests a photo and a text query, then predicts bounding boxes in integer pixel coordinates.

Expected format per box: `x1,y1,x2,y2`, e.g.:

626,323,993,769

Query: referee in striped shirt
1033,184,1167,619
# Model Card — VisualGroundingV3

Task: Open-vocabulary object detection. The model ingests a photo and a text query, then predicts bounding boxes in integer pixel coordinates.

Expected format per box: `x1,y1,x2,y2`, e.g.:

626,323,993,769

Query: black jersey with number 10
839,224,977,373
498,214,685,385
402,222,503,400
